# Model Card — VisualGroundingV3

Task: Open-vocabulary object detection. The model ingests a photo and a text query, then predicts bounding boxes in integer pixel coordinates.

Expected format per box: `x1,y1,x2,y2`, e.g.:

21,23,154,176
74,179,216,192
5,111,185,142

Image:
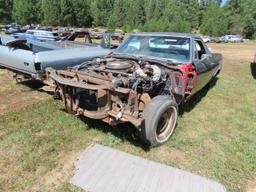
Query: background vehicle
210,37,222,43
0,35,112,83
90,28,104,39
223,35,243,43
48,32,222,147
13,30,61,41
3,23,22,34
110,32,125,41
201,36,211,43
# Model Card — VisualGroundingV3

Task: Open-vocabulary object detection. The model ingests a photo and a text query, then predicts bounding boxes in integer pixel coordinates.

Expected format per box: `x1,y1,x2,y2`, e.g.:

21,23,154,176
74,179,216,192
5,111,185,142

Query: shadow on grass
19,79,44,90
78,115,150,151
250,62,256,79
179,77,219,115
19,79,56,95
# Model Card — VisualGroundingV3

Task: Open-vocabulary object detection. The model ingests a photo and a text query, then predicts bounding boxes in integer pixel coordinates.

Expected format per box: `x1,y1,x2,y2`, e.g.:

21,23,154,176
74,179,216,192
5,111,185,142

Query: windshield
115,35,191,62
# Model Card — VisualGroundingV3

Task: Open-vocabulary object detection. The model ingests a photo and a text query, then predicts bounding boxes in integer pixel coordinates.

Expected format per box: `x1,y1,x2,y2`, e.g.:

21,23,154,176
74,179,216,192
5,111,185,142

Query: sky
221,0,228,7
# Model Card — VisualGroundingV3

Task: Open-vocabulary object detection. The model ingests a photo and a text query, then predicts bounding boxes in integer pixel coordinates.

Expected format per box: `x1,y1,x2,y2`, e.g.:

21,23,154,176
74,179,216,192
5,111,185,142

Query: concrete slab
71,144,226,192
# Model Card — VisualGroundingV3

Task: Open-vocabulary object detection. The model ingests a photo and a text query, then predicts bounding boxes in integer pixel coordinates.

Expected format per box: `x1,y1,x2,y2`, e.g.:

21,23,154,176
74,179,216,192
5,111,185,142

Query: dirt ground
247,176,256,192
0,70,50,114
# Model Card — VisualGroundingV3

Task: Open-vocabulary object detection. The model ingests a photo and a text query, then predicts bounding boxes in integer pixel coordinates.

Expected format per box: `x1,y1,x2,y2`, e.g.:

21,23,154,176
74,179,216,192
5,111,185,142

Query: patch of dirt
0,69,50,114
150,145,186,169
28,151,79,192
209,42,256,78
0,91,50,114
247,176,256,192
210,42,256,62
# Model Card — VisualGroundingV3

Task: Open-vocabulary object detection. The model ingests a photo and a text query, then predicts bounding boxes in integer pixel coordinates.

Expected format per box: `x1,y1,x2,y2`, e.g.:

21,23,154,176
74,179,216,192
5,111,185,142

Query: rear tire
140,96,178,147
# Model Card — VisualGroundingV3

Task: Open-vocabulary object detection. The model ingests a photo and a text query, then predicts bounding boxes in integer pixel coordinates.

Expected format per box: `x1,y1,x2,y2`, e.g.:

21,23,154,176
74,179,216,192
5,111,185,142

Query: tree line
0,0,256,38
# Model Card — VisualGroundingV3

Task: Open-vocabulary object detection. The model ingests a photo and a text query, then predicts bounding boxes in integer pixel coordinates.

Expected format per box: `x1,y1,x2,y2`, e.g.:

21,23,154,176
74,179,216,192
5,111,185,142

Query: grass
0,42,256,192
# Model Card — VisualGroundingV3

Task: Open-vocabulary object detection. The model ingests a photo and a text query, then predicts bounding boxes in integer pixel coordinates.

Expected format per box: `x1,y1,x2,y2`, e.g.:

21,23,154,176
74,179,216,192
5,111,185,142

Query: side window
194,40,206,60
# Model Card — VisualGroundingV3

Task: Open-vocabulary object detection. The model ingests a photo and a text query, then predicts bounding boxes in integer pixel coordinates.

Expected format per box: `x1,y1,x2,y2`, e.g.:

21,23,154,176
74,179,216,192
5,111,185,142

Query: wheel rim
156,106,177,143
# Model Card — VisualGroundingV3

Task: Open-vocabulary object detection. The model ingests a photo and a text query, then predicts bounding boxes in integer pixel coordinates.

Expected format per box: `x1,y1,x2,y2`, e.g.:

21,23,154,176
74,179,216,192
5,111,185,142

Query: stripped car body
49,32,222,146
0,35,112,84
13,29,61,41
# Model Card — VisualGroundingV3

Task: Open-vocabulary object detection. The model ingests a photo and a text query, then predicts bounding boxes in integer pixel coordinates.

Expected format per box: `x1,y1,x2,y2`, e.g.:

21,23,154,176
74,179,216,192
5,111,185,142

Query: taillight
35,62,41,71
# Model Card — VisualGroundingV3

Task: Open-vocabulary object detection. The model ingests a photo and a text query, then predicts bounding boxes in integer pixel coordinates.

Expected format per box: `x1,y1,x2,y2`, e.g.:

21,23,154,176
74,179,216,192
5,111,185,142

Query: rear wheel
140,96,178,147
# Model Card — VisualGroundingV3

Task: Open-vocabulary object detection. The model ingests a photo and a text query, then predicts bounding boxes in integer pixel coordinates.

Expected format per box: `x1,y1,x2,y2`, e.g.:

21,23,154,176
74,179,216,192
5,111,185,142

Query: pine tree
91,0,114,26
0,0,13,23
60,0,75,26
200,2,228,36
72,0,92,27
12,0,40,25
41,0,61,25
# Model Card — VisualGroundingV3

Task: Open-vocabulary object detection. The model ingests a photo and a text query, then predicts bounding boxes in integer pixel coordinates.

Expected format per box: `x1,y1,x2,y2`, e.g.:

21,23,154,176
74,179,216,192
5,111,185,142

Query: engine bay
73,58,171,96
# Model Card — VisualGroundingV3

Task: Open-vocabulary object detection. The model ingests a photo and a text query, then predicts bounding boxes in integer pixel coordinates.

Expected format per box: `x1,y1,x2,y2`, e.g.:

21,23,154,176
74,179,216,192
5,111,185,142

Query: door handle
24,62,29,66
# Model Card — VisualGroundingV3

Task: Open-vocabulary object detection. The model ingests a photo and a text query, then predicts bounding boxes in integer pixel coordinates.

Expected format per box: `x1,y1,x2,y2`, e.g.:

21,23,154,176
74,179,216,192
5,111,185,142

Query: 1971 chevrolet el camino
48,32,223,147
0,35,111,84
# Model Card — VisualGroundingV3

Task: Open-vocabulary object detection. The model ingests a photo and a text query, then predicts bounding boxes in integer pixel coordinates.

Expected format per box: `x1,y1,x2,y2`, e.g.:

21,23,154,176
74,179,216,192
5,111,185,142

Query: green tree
6,0,255,39
41,0,61,25
200,2,228,36
163,0,190,32
0,0,13,23
108,0,127,28
72,0,92,27
144,0,157,21
91,0,114,26
60,0,75,26
126,0,145,27
225,0,256,38
12,0,40,25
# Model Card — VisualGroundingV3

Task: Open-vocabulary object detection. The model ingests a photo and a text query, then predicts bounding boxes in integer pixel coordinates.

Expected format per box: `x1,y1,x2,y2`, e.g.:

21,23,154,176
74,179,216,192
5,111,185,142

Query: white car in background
201,36,211,43
224,35,243,43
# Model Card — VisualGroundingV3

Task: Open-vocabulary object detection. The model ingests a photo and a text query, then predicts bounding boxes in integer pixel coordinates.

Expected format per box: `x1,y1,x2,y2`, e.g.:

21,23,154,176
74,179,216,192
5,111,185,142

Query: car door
192,39,216,93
